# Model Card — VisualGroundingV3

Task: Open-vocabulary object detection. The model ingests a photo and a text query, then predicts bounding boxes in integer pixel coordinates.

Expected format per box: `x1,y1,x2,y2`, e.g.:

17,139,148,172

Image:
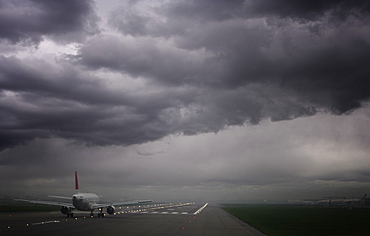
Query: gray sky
0,0,369,202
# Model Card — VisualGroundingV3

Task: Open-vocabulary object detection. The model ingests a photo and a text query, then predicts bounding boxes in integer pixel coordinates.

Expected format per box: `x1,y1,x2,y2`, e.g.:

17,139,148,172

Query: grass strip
0,203,59,212
222,204,370,235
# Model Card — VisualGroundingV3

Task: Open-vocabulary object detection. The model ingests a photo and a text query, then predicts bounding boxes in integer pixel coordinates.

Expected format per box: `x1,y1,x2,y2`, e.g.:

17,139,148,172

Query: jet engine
107,206,115,215
60,206,69,215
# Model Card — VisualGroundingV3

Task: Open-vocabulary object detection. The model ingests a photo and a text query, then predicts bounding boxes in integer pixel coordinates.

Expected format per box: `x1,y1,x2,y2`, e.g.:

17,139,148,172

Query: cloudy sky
0,0,369,202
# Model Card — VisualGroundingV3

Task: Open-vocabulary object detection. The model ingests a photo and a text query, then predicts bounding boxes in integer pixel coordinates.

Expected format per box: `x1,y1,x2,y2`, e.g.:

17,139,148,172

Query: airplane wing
14,199,74,208
48,195,72,200
94,200,152,208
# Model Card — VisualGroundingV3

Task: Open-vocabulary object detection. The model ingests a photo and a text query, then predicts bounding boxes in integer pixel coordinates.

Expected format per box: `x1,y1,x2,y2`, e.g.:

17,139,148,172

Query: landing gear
98,208,105,217
90,209,106,218
67,212,74,218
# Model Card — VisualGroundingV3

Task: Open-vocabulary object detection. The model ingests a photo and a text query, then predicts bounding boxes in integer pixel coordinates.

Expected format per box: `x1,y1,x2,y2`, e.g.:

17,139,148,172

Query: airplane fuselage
72,193,100,211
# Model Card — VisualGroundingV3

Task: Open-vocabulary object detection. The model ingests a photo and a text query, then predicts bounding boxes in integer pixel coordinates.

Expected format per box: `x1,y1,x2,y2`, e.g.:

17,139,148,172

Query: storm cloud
1,0,369,150
0,0,99,45
0,0,369,201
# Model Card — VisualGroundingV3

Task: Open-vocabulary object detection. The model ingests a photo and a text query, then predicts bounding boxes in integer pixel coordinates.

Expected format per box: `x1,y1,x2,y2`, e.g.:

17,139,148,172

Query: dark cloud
246,0,370,21
162,0,245,22
0,0,99,45
276,36,370,114
0,0,369,152
106,1,370,111
109,0,370,38
0,55,198,149
75,35,202,85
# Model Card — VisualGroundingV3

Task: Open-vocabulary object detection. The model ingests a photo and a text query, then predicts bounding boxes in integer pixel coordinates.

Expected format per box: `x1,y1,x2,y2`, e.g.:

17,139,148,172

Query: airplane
317,194,367,206
287,199,315,205
328,194,367,205
288,194,368,207
15,171,152,218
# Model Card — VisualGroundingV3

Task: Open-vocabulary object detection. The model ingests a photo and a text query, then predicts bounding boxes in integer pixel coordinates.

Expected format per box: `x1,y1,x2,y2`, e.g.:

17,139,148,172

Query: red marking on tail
75,171,79,190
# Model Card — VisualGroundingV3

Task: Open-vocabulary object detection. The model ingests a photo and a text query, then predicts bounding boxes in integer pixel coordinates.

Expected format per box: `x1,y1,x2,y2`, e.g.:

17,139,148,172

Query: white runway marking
193,203,208,215
32,220,60,226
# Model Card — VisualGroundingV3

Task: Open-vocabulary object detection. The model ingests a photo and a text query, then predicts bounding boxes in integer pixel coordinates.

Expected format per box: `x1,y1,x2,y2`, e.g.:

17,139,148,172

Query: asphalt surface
1,203,266,236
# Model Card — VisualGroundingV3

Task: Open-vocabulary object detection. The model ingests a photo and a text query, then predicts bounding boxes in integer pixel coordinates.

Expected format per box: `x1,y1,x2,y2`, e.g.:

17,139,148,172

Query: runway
1,203,266,235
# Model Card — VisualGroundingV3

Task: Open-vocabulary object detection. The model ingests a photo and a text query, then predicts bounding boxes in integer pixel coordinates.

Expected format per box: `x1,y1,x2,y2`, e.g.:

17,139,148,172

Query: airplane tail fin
75,171,79,191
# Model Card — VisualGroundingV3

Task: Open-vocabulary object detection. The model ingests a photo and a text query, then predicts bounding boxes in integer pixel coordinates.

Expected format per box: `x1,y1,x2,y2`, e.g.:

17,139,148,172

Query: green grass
222,204,370,236
0,203,59,212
